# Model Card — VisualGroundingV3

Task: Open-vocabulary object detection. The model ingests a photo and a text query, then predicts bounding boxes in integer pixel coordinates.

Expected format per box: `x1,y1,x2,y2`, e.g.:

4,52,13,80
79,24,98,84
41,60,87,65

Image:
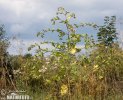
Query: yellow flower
99,75,103,79
93,65,99,71
84,65,87,68
70,48,76,54
67,15,71,21
94,65,98,68
60,84,68,96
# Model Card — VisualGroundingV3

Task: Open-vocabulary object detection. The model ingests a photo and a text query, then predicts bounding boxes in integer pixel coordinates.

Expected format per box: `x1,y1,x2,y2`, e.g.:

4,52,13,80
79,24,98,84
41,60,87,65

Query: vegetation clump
1,7,123,100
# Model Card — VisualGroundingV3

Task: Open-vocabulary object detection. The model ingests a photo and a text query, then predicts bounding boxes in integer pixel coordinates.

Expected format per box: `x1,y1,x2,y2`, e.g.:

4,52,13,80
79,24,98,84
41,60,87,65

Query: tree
97,16,117,47
0,25,15,90
0,25,9,57
24,53,32,59
90,16,123,89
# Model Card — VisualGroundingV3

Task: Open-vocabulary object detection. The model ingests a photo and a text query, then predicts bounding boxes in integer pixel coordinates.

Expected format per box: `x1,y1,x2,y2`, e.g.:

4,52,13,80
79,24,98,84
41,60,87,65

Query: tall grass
12,45,123,100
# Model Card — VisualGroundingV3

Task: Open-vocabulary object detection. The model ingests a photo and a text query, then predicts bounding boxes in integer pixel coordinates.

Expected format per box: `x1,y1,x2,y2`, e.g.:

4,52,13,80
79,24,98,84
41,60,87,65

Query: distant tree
24,53,32,59
0,25,15,90
97,16,117,47
0,25,9,57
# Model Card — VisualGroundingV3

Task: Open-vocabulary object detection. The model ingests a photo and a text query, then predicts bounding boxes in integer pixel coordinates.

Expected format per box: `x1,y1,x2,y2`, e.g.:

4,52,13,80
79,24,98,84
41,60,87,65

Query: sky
0,0,123,55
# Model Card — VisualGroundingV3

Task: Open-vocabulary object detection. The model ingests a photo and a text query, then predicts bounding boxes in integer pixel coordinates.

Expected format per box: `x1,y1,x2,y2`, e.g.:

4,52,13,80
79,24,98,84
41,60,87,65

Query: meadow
1,7,123,100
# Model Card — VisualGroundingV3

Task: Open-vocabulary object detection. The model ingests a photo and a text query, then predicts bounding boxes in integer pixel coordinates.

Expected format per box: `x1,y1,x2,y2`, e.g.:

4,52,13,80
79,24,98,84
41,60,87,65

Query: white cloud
10,24,25,33
1,0,123,54
118,31,123,48
8,39,54,55
0,0,56,37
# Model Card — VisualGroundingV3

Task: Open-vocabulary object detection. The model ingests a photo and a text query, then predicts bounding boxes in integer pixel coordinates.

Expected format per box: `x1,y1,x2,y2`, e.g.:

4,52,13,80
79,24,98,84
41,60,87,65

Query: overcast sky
0,0,123,55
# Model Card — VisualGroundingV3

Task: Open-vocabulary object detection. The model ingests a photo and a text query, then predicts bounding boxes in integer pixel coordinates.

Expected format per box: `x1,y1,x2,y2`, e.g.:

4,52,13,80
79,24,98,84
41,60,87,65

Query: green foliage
97,16,117,47
11,8,123,100
0,25,9,57
29,7,94,56
24,53,32,59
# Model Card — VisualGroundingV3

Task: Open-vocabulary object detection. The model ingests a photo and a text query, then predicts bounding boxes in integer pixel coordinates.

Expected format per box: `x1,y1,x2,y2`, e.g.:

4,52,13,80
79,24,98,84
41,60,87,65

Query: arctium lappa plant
27,7,96,98
29,7,95,56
